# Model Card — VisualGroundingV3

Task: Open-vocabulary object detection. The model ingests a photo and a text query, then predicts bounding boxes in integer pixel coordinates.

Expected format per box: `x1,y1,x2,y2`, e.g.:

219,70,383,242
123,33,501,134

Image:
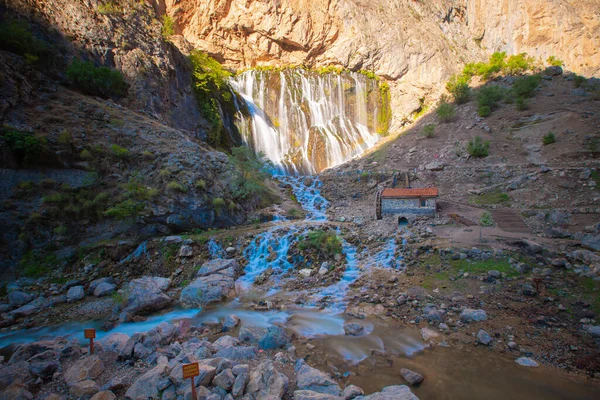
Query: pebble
515,357,539,367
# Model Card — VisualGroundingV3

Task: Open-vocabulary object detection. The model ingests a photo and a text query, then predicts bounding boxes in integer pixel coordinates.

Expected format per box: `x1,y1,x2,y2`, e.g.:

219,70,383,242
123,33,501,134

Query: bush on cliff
66,60,128,98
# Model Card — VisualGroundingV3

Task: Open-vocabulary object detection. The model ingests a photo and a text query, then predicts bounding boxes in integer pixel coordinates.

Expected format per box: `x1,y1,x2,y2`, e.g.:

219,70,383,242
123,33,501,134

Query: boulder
94,282,117,297
515,357,539,367
214,346,257,361
90,391,116,400
342,385,364,399
232,366,249,397
213,368,235,391
420,327,440,342
9,296,49,318
399,368,424,386
582,325,600,337
357,385,419,399
64,355,104,386
179,245,193,257
220,314,240,332
477,329,492,345
88,277,116,294
425,161,445,171
213,335,240,350
27,350,60,379
99,332,130,354
299,269,312,277
0,361,29,390
66,286,85,302
8,291,33,307
70,380,100,397
343,323,364,336
196,259,239,277
459,309,488,323
246,360,289,398
118,277,171,322
180,272,236,308
0,382,33,399
295,359,341,396
125,364,167,399
294,391,342,400
238,326,290,350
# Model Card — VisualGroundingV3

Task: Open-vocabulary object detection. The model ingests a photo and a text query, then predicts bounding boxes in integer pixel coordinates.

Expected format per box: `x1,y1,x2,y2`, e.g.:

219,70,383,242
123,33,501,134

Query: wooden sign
182,362,199,379
183,363,199,399
84,328,96,354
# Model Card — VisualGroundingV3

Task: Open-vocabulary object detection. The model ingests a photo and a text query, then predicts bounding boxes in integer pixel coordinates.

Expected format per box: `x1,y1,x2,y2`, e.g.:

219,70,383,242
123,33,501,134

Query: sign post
182,362,200,399
84,328,96,355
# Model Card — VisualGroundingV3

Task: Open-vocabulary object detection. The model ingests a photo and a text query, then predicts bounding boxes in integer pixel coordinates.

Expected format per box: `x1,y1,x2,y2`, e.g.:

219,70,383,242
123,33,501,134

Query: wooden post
84,328,96,355
183,362,200,400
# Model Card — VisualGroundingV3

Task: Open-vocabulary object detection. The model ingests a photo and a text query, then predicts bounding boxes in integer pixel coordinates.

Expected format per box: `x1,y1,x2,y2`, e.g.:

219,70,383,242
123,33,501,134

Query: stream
1,176,598,399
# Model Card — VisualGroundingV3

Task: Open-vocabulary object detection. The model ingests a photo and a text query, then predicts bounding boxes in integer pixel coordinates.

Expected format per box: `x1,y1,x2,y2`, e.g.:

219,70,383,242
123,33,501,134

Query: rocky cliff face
164,0,599,127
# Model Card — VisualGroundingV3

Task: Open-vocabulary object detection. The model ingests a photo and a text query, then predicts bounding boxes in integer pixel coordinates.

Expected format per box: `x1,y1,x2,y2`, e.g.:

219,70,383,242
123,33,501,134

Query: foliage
195,179,207,190
515,96,528,110
19,250,57,278
123,176,159,200
104,199,145,220
97,1,122,14
547,56,564,67
542,131,556,145
479,211,495,227
316,65,345,75
57,130,72,146
66,60,128,98
436,101,456,123
0,19,48,63
298,229,342,257
162,15,175,38
189,51,233,147
422,124,436,138
53,225,68,235
464,52,506,80
213,197,225,216
377,81,392,135
466,136,489,158
505,53,534,75
573,74,587,88
167,181,187,192
512,75,541,98
446,74,470,104
80,149,94,160
472,190,510,205
476,85,504,117
110,144,130,158
228,146,273,202
1,129,46,166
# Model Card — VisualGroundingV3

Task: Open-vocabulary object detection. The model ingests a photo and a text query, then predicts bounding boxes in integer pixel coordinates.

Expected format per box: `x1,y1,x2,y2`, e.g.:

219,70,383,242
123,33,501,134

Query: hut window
419,198,426,207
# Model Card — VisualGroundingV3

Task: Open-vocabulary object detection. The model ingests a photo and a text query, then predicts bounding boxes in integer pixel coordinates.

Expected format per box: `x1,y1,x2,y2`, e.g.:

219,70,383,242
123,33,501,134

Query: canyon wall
163,0,599,129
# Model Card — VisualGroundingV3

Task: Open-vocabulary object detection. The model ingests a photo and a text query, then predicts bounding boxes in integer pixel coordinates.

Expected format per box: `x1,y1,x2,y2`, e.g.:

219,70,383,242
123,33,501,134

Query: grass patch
466,136,489,157
436,101,456,123
110,144,130,158
471,190,510,205
162,15,175,39
298,229,342,258
422,123,436,138
1,129,47,166
542,132,556,145
479,211,495,227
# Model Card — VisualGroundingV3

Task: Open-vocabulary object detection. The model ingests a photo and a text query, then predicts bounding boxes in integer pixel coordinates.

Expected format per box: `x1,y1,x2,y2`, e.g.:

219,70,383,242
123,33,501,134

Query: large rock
94,282,117,297
294,391,342,400
460,309,488,323
0,361,30,390
70,380,100,397
66,286,85,302
356,385,419,399
7,291,33,307
90,391,116,400
583,325,600,337
9,296,49,318
343,323,364,336
0,382,33,399
27,350,60,379
213,368,235,391
295,359,342,396
342,385,364,399
180,261,240,307
246,360,289,398
99,332,130,354
238,325,290,350
215,346,258,361
399,369,424,386
88,277,116,294
125,364,167,399
64,355,104,386
118,277,171,322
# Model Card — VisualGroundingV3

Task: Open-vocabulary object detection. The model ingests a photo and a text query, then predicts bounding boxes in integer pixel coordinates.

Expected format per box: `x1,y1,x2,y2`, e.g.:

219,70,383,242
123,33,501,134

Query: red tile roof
381,187,439,198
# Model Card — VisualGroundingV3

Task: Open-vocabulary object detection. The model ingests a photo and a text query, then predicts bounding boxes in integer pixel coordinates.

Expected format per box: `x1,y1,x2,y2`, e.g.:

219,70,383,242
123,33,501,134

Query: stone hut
376,187,439,222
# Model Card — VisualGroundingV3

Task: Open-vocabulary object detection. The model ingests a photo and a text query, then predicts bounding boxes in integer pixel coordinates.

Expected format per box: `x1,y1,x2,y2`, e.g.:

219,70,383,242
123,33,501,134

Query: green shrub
466,136,489,157
162,15,175,38
446,74,470,103
97,1,122,14
189,51,233,146
159,169,172,178
66,60,127,98
80,149,94,160
543,132,556,145
58,130,71,145
422,124,436,138
1,130,46,166
573,74,587,88
104,200,145,220
476,85,504,116
228,146,274,203
167,181,186,192
464,52,506,80
123,177,159,200
42,192,68,204
436,102,456,123
505,53,534,75
195,179,207,190
0,19,48,63
376,81,392,135
515,96,528,110
512,75,541,98
213,197,225,216
299,230,342,257
479,211,495,227
53,225,68,235
110,144,130,158
547,56,564,67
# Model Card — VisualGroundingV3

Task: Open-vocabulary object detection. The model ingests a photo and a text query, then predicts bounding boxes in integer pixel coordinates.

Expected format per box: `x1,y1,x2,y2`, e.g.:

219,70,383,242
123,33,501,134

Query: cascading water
231,69,386,174
207,238,226,259
372,237,405,270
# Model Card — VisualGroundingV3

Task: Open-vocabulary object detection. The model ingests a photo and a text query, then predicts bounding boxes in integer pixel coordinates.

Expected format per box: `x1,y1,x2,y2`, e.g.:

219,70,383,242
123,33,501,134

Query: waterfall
230,69,385,175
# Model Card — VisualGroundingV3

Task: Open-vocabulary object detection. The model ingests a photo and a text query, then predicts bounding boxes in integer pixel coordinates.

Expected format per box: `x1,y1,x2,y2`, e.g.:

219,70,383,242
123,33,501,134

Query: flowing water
231,69,384,174
1,176,598,398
